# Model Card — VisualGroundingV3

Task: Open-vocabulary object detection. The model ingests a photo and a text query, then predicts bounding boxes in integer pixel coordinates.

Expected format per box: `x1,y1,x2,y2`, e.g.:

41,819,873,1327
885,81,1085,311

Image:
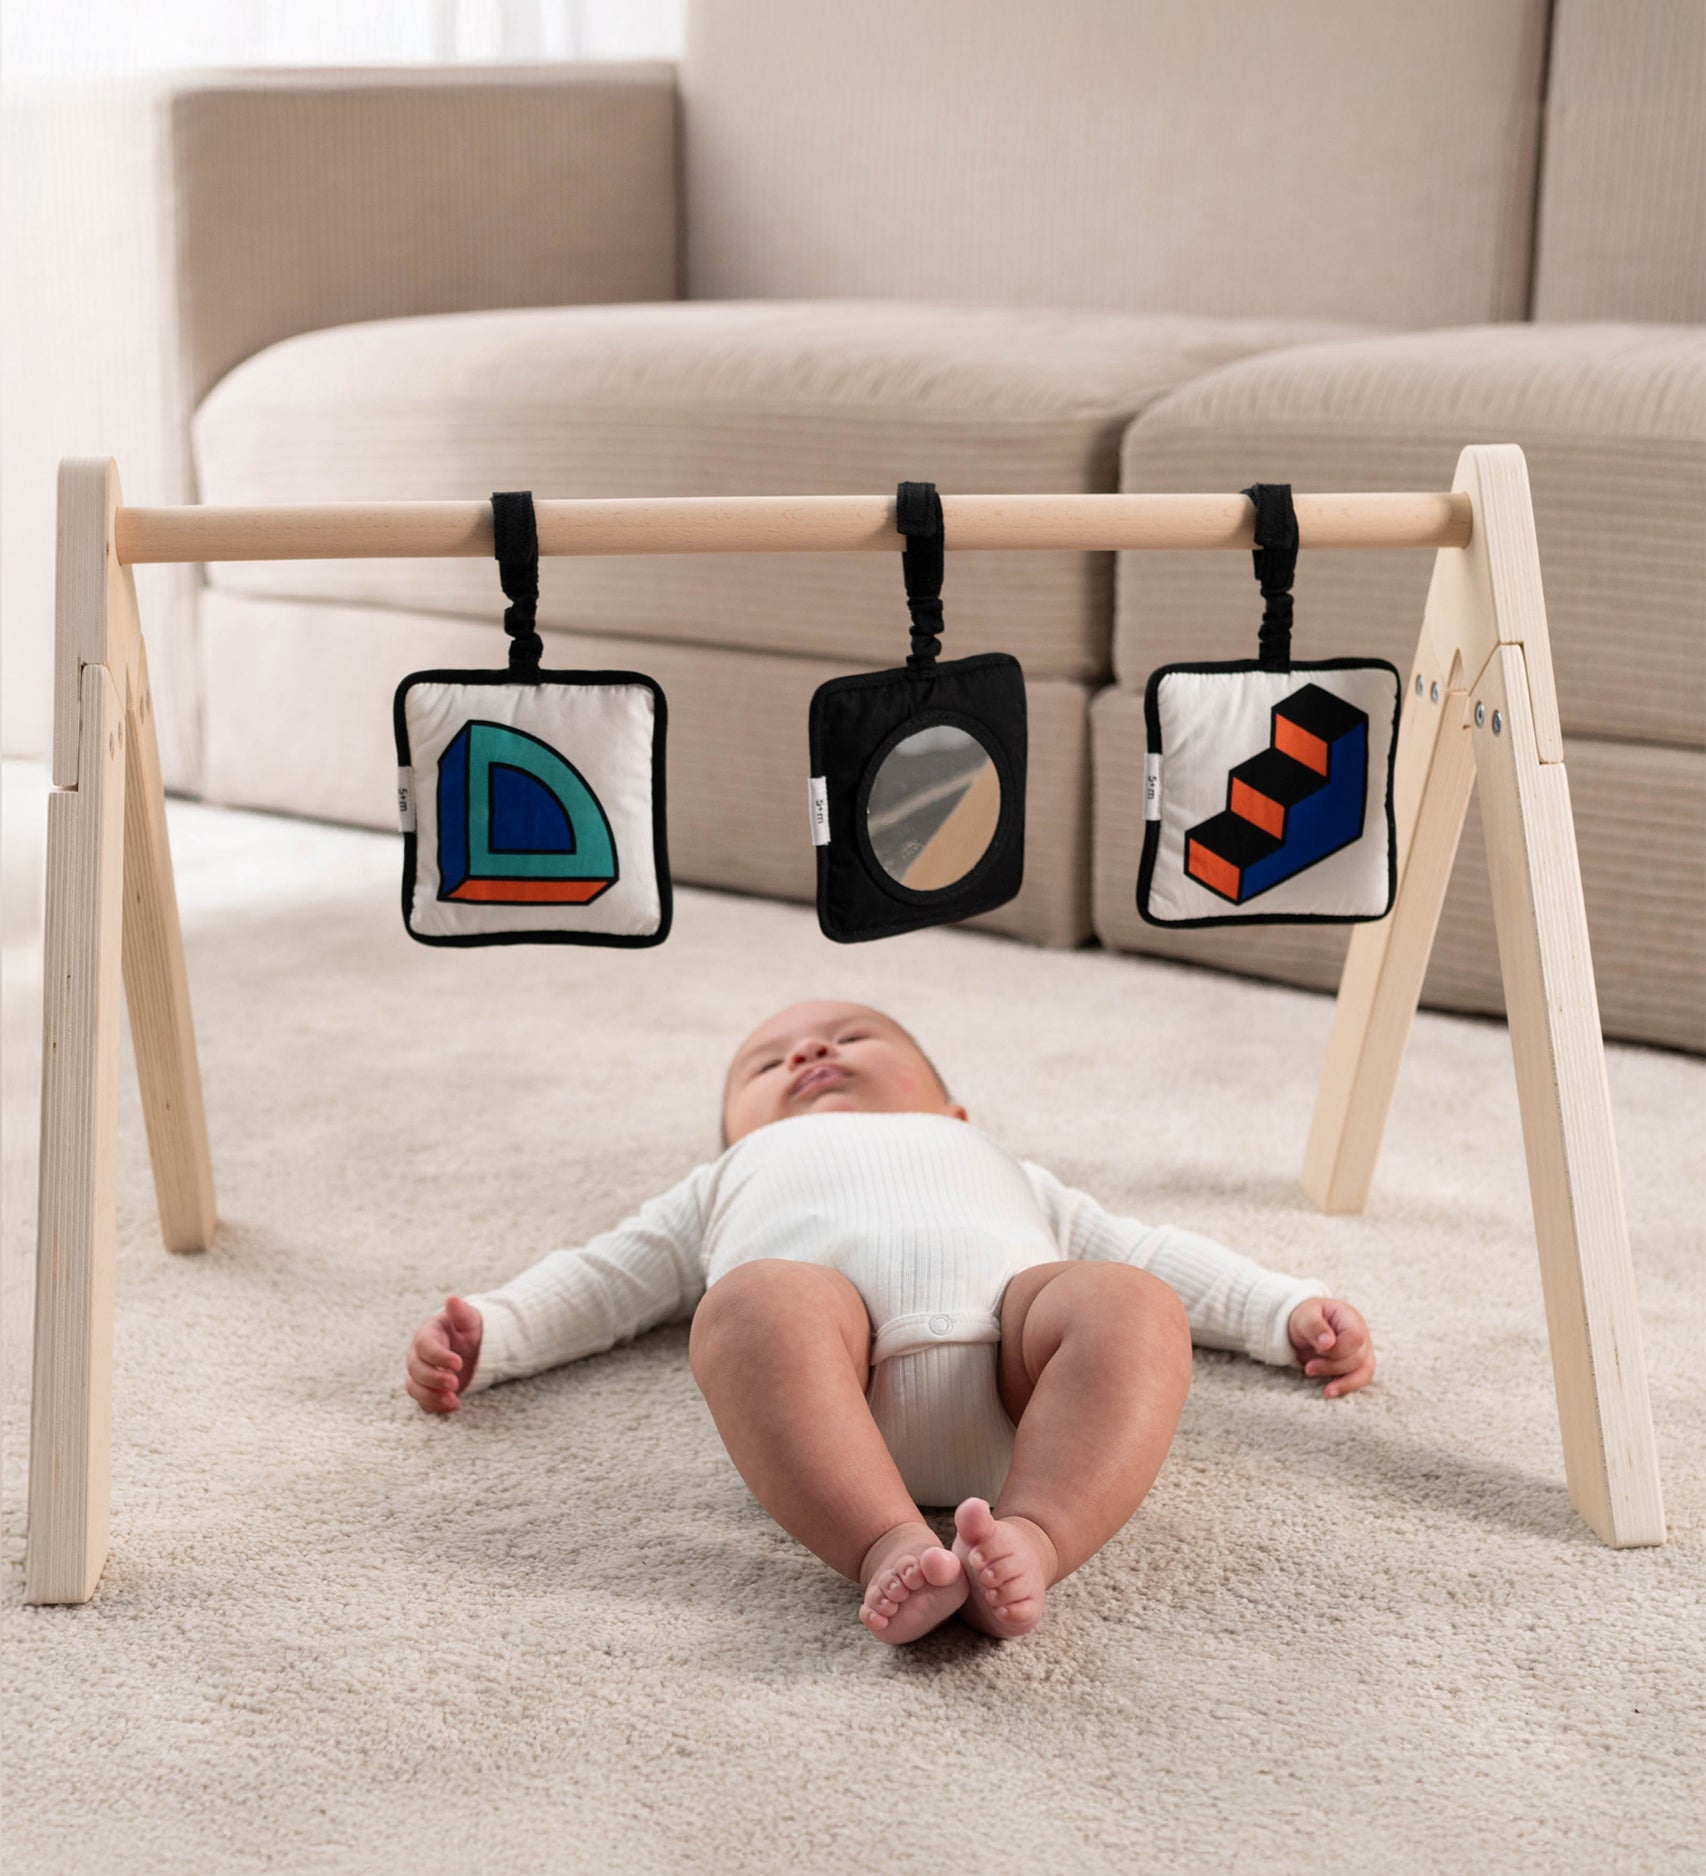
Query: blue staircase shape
1184,684,1369,904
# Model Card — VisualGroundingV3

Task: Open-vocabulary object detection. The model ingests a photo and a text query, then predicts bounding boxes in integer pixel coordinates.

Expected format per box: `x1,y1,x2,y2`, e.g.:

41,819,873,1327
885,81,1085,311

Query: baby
406,1000,1374,1645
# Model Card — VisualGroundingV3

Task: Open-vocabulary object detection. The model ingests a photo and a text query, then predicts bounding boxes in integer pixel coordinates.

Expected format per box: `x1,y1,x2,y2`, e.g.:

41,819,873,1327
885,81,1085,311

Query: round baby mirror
864,723,1002,892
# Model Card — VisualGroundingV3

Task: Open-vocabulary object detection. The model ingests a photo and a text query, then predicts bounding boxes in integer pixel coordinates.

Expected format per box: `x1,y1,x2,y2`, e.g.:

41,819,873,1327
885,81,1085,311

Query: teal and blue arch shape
435,719,618,905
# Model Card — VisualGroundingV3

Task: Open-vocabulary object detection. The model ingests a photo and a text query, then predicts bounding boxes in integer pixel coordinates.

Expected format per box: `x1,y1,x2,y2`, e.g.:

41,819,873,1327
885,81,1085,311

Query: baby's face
722,1000,966,1146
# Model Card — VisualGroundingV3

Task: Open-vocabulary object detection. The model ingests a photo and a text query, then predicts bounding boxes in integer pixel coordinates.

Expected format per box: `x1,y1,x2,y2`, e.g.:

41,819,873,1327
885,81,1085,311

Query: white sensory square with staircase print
1138,662,1399,927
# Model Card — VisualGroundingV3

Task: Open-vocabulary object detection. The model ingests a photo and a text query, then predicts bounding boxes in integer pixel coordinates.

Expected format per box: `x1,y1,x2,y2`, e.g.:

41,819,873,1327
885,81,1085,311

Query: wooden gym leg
1301,630,1477,1214
121,629,217,1253
1299,447,1511,1215
1305,444,1664,1546
28,455,217,1604
1472,646,1665,1547
27,662,128,1604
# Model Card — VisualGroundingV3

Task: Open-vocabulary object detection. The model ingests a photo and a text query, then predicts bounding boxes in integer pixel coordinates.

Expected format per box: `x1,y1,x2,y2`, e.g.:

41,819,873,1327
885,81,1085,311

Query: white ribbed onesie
463,1111,1328,1505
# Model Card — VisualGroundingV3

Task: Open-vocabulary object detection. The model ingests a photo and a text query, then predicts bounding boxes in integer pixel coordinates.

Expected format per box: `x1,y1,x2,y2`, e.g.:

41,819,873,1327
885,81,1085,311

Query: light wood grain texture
1473,644,1665,1547
52,459,130,785
1301,670,1477,1213
1301,444,1663,1547
1303,445,1546,1210
1300,447,1510,1212
112,491,1473,564
121,625,217,1254
27,660,127,1605
29,460,218,1604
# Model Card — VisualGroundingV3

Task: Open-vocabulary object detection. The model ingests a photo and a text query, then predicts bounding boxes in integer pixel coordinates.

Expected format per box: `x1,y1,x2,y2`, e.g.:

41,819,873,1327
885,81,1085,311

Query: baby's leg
689,1259,966,1644
954,1261,1192,1639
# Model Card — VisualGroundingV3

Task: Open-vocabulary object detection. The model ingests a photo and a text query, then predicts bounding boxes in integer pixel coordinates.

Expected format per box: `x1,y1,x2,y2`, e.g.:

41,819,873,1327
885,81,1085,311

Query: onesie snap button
928,1315,951,1336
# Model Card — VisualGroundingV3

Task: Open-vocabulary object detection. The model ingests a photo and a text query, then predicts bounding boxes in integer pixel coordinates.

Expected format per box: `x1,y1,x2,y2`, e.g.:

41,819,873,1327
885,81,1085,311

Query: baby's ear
947,1102,970,1122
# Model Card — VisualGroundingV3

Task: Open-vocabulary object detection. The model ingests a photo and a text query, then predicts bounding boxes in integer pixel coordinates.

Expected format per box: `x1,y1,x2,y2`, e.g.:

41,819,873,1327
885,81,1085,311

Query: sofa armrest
0,64,678,781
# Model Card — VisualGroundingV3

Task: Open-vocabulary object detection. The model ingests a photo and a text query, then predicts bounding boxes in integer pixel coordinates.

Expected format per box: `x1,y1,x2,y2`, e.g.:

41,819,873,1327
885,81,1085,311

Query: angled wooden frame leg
27,458,217,1604
49,458,214,1252
1303,446,1510,1211
122,632,216,1253
1304,444,1664,1547
1473,645,1664,1547
27,661,128,1604
1302,650,1477,1213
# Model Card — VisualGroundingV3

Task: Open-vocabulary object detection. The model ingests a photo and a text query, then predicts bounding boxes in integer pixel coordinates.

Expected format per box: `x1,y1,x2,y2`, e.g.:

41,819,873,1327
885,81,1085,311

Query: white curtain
1,0,686,80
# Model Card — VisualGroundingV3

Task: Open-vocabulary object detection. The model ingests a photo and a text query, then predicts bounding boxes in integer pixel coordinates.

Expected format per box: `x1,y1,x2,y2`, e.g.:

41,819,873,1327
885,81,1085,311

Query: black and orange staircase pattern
1185,683,1369,904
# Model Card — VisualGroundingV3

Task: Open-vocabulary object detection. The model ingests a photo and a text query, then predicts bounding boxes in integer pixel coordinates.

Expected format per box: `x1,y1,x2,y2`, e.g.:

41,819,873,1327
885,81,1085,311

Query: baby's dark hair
719,1017,952,1152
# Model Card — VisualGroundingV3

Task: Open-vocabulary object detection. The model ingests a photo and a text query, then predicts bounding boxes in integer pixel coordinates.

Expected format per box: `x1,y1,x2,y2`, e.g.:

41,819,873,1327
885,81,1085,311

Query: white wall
1,1,686,77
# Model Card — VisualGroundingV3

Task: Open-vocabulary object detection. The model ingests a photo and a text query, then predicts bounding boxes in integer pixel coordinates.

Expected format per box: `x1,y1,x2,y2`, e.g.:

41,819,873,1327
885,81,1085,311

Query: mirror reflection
865,724,1001,890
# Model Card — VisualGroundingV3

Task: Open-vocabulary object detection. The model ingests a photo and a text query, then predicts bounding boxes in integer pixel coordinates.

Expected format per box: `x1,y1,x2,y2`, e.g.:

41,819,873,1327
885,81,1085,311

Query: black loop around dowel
896,481,945,670
492,490,543,678
1242,482,1299,669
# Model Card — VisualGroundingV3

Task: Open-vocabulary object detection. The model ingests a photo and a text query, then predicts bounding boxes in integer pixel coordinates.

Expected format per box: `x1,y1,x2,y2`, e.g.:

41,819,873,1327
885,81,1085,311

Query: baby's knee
689,1259,857,1374
1089,1267,1193,1373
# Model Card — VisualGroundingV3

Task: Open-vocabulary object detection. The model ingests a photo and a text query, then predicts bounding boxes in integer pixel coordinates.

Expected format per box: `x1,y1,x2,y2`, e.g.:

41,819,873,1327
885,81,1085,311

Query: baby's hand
406,1296,484,1414
1287,1296,1374,1399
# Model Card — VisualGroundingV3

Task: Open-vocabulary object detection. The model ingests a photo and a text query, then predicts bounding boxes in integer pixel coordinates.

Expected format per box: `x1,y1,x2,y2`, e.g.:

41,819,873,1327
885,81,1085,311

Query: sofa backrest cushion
167,66,679,407
682,0,1550,327
1532,0,1706,321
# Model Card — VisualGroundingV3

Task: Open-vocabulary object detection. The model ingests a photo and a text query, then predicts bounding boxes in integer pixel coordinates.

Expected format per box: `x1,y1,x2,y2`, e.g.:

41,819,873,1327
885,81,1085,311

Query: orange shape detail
447,877,612,903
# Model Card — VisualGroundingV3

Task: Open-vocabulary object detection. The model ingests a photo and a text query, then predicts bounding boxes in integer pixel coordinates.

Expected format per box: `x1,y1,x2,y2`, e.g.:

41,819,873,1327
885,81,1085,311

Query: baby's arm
1020,1161,1330,1370
416,1162,714,1405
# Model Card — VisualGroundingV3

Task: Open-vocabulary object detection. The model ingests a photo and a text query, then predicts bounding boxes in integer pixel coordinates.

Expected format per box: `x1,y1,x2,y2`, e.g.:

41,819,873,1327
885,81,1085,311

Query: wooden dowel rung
113,492,1472,565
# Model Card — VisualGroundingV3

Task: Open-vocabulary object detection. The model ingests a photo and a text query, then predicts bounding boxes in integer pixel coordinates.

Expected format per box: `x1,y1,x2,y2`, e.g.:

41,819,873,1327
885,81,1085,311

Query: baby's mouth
792,1064,849,1101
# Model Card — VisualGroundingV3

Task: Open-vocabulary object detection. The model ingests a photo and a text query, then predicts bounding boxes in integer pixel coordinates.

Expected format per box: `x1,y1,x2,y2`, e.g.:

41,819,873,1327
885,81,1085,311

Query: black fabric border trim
393,667,672,949
1135,657,1401,930
807,653,1027,944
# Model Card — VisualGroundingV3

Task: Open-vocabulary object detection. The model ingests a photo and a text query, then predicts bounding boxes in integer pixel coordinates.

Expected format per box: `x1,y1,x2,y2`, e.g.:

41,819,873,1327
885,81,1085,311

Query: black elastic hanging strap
492,490,543,678
896,481,945,670
1242,482,1298,669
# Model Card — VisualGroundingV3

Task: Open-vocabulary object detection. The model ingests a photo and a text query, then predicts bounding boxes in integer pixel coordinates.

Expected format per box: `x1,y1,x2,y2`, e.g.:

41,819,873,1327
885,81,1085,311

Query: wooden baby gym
27,443,1666,1606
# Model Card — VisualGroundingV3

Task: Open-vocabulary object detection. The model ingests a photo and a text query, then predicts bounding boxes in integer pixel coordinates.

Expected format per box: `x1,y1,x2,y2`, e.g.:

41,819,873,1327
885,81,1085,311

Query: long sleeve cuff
1129,1221,1331,1369
457,1290,526,1394
1247,1273,1332,1368
456,1262,628,1393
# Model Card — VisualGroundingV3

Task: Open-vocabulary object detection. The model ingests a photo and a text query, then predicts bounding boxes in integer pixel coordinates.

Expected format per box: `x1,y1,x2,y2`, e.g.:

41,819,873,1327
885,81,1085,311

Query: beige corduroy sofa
4,0,1701,1047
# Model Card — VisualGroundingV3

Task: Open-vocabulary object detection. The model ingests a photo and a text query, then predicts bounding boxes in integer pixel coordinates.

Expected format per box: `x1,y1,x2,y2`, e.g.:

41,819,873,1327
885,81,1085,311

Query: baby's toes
872,1571,909,1613
858,1550,967,1647
966,1544,1008,1583
920,1547,961,1588
971,1565,1015,1606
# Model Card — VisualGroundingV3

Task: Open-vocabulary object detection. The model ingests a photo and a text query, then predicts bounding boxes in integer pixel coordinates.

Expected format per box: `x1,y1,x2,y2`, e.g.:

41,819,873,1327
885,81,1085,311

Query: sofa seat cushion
1112,324,1706,748
1091,685,1705,1054
192,298,1360,683
197,587,1095,949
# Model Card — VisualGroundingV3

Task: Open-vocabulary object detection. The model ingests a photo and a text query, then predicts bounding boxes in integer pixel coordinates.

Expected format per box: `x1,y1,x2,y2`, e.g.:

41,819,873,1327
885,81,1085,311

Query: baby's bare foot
857,1521,966,1645
952,1498,1058,1640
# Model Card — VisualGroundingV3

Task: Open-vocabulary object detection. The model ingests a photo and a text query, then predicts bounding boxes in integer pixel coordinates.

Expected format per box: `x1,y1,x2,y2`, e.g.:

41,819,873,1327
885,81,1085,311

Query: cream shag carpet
3,763,1703,1875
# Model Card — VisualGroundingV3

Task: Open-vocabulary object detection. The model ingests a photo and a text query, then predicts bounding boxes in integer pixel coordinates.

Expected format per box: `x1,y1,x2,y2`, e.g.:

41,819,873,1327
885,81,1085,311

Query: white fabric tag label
808,776,830,845
1143,753,1162,821
397,766,415,832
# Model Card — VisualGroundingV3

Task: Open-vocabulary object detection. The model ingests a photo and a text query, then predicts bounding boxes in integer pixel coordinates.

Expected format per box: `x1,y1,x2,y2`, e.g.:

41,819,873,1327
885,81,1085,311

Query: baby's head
721,1000,967,1149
